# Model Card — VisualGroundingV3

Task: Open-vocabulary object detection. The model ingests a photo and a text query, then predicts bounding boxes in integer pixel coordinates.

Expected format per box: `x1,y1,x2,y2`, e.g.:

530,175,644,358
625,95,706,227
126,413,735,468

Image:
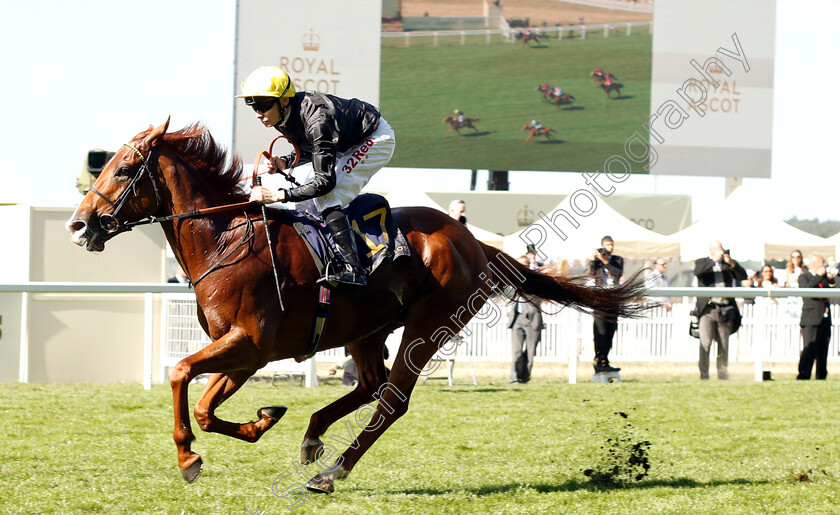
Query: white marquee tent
382,186,504,247
502,193,680,262
671,187,834,262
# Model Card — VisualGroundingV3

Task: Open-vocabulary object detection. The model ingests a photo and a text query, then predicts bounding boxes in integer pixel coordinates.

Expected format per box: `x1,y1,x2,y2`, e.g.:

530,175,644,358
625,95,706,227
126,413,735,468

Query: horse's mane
160,123,245,199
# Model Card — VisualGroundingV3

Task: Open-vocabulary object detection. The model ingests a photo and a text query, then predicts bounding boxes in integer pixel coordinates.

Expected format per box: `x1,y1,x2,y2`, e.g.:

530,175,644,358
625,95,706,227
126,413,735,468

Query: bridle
88,141,258,234
85,135,299,305
89,142,162,234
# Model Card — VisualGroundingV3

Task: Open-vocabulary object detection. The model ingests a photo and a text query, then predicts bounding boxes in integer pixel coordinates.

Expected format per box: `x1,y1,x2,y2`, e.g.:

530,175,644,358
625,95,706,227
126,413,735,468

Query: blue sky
1,0,837,223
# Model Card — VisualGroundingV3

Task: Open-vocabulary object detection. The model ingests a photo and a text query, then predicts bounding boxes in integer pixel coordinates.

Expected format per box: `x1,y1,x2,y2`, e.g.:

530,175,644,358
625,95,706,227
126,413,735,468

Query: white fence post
18,292,28,383
568,311,580,384
143,292,154,390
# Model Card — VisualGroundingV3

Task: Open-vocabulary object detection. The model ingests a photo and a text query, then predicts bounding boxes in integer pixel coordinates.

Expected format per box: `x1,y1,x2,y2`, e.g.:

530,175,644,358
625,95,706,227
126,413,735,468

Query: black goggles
245,96,277,113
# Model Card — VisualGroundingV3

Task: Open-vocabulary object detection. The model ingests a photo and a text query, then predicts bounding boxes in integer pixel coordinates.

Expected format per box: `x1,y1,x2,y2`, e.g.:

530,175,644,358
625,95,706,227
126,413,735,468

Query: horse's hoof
305,474,334,494
300,438,325,464
180,457,204,483
258,405,288,421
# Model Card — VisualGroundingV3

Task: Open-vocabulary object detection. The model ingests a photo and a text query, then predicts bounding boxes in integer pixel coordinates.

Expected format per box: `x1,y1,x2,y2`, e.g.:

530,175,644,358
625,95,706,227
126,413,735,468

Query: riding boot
321,210,367,287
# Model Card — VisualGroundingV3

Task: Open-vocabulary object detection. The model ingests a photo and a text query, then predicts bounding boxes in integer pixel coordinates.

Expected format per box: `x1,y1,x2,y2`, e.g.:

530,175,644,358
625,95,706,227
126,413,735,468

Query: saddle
286,193,411,281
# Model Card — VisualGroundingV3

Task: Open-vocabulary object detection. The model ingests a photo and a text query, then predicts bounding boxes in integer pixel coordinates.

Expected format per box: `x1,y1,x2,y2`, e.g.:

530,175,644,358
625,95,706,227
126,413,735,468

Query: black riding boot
321,209,367,287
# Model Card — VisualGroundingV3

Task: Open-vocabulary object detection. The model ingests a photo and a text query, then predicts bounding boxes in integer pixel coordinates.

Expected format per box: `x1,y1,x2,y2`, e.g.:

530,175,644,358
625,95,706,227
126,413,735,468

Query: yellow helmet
235,66,296,98
454,109,461,115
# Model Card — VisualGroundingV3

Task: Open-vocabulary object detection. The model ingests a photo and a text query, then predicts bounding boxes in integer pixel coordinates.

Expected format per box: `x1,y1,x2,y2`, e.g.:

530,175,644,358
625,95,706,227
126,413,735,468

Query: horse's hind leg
300,331,390,464
192,370,286,443
305,308,462,494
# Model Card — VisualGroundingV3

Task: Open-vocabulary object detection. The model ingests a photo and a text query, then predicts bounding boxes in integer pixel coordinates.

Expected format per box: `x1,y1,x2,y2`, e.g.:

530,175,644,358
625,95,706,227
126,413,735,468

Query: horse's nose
66,219,88,246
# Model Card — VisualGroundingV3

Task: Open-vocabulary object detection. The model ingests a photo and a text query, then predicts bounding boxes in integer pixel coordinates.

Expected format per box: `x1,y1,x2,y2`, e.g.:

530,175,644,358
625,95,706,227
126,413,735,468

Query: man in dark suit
588,235,624,373
508,256,544,383
694,240,747,380
798,252,834,380
525,243,543,270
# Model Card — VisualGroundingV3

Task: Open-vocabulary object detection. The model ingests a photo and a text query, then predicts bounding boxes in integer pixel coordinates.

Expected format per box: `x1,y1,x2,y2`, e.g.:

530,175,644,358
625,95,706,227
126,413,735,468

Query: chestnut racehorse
522,123,557,142
66,119,647,494
515,30,541,45
442,115,480,137
535,84,574,106
600,80,624,97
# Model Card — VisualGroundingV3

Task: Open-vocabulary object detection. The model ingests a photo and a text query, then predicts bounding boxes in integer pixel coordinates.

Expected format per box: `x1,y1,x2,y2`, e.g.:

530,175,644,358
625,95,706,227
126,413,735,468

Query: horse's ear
144,116,171,148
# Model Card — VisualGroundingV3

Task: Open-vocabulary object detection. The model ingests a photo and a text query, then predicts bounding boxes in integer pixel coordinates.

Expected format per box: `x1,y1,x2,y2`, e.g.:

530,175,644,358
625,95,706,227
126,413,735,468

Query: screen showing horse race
233,0,774,178
379,0,774,177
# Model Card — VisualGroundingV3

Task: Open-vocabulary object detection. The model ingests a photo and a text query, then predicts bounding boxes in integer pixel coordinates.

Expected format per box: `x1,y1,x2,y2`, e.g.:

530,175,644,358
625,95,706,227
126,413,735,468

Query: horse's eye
117,166,133,177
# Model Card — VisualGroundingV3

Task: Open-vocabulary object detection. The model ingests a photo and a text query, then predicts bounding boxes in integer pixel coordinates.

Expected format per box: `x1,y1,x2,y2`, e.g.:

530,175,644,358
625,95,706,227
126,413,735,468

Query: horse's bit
89,143,161,234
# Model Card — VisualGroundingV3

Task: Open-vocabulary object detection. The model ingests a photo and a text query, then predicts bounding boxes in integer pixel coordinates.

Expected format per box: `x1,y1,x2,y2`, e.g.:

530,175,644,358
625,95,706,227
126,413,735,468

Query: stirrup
318,261,367,287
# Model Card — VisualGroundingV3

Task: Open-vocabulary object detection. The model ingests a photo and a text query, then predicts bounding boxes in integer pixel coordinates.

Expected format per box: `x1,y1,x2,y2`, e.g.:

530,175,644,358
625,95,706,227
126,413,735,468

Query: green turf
1,377,838,514
380,31,652,173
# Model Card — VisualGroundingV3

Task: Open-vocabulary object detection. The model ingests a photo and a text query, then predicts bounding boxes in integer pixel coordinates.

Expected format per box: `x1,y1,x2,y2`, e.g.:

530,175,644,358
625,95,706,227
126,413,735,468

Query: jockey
530,120,543,131
238,66,396,287
454,109,465,124
552,87,564,98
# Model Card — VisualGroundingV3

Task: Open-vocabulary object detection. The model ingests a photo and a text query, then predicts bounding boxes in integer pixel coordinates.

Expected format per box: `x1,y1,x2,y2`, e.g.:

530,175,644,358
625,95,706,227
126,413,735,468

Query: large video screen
379,2,654,173
379,0,774,177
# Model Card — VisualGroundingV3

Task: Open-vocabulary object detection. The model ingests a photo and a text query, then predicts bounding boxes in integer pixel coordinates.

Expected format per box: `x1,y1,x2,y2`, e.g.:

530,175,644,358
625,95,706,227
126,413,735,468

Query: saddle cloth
285,193,411,277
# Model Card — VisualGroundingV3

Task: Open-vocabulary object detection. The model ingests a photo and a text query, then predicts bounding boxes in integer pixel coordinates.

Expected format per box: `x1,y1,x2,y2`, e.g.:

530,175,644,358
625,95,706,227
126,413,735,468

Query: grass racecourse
1,366,839,514
380,31,652,172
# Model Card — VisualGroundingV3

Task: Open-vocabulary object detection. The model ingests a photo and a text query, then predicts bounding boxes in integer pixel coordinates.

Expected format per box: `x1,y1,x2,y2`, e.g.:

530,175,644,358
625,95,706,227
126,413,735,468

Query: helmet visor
244,96,277,113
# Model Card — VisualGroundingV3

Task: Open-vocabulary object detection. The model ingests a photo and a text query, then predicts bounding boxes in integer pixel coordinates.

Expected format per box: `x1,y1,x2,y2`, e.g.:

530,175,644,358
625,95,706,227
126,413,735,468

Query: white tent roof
502,194,680,261
383,187,504,245
824,231,840,263
672,186,834,261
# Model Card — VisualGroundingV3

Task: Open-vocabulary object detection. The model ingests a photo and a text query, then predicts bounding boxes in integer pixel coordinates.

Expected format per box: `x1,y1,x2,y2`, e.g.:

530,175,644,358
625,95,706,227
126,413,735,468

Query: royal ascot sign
233,0,381,162
649,0,775,178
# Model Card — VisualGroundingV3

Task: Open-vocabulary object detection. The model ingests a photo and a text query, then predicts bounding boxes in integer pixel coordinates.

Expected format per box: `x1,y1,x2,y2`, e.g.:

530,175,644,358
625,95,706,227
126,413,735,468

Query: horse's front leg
193,371,287,443
169,327,262,482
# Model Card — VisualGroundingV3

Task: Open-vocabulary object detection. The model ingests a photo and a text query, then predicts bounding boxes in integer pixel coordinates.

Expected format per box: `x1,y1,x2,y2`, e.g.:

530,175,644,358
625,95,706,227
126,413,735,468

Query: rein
103,136,301,231
92,135,301,310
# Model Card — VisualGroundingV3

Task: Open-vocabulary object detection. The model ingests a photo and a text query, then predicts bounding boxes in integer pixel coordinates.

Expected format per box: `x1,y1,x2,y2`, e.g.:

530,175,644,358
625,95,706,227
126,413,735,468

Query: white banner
649,0,775,178
233,0,382,163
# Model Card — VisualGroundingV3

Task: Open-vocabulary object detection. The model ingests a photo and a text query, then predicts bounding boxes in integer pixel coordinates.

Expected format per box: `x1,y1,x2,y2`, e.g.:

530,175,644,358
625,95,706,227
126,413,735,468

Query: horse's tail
478,242,648,319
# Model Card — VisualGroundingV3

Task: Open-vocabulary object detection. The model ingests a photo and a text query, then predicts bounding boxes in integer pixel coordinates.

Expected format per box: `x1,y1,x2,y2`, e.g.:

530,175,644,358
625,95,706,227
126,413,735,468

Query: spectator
588,235,624,373
168,265,190,285
749,265,781,349
508,256,543,383
525,243,543,270
328,348,358,387
750,265,779,289
448,199,467,224
783,250,807,287
783,249,807,317
693,240,747,380
644,258,671,311
797,253,834,380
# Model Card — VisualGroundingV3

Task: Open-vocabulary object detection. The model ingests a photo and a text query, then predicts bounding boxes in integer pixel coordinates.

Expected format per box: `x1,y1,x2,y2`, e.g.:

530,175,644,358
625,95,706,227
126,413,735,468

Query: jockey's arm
285,122,338,203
